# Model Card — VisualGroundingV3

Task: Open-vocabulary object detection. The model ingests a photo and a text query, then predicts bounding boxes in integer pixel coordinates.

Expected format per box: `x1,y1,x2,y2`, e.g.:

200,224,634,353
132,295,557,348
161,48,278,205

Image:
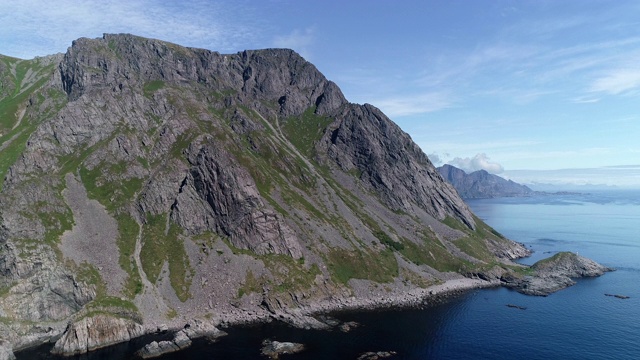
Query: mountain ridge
438,164,536,199
0,34,606,357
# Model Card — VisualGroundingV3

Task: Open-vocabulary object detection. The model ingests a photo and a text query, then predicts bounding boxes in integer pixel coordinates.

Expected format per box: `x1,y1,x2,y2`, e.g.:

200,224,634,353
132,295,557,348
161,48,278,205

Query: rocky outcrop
502,252,613,296
51,315,144,356
437,164,535,199
136,319,227,359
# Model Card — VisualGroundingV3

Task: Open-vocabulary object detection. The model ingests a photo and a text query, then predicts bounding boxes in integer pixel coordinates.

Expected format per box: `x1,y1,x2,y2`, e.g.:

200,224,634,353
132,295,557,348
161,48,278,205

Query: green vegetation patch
263,254,321,293
116,214,143,298
325,248,398,284
281,106,334,158
442,216,470,232
0,126,37,190
453,236,494,263
75,261,106,296
237,270,262,298
400,235,472,273
140,213,193,302
143,80,165,98
446,215,511,264
74,263,141,322
0,62,53,129
80,161,144,212
32,201,74,248
223,238,321,295
374,229,404,251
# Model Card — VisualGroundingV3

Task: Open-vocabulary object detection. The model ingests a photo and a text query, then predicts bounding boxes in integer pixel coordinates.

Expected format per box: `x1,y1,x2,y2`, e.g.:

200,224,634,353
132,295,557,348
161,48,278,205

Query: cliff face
0,34,528,354
437,164,535,199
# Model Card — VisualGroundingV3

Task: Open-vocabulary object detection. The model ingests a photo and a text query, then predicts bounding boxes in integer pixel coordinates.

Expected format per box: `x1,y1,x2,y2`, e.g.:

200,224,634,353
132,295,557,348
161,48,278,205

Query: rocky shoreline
7,276,495,360
7,252,612,359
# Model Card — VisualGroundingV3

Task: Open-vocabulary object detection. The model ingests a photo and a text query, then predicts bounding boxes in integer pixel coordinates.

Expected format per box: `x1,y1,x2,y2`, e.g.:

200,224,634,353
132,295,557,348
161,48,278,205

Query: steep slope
438,164,535,199
0,34,530,354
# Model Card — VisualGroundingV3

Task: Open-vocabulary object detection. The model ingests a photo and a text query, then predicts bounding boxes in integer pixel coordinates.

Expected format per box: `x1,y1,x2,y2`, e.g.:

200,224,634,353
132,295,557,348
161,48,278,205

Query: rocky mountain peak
0,34,531,356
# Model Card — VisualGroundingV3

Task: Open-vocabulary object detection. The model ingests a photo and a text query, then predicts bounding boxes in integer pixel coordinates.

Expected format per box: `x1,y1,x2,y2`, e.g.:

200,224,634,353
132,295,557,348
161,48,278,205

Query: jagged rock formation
438,164,535,199
0,34,603,357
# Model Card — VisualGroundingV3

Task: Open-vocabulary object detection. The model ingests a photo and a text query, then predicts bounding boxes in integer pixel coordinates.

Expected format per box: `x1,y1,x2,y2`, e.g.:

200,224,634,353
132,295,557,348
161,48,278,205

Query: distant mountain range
437,164,536,199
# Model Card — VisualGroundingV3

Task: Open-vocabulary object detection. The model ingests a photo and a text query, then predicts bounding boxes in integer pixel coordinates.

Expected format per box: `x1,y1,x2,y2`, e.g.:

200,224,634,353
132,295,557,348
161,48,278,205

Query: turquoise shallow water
18,190,640,359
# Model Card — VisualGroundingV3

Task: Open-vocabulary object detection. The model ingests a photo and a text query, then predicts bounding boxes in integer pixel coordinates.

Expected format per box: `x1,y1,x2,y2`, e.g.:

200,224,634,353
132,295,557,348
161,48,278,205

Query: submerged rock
506,304,527,310
605,294,630,299
261,340,305,359
357,351,398,360
339,321,360,332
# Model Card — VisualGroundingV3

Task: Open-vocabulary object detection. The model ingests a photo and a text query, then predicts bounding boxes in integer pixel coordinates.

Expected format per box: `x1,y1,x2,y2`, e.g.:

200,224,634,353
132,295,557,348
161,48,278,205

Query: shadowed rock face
0,34,531,355
319,105,476,229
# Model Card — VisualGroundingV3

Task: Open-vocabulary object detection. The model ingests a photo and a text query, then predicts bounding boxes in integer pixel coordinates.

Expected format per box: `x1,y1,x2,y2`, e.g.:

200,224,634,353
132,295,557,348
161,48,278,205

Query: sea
17,189,640,359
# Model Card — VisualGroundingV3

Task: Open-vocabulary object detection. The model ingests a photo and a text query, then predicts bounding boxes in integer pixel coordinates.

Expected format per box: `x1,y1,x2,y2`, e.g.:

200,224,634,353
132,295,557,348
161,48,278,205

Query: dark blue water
18,190,640,359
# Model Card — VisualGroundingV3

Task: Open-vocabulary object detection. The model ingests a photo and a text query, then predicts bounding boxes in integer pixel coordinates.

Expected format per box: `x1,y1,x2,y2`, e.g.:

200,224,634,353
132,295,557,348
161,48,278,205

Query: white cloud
571,96,600,104
273,27,315,59
427,153,442,165
590,68,640,95
373,92,454,117
449,153,504,174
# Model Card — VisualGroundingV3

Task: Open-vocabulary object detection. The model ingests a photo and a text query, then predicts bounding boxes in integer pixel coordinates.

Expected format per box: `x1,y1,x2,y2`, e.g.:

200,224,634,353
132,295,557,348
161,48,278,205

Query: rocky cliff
437,164,535,199
0,34,567,356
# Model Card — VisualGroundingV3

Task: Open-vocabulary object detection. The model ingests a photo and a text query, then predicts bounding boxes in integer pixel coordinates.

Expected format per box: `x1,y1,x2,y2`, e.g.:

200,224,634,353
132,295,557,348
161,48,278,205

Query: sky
1,0,639,188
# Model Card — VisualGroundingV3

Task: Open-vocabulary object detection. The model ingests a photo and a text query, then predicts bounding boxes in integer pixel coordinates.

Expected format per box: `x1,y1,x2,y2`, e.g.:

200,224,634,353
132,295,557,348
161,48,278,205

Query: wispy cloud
449,153,504,174
272,27,315,60
571,96,600,104
589,68,640,95
373,91,455,117
0,0,261,58
503,166,640,188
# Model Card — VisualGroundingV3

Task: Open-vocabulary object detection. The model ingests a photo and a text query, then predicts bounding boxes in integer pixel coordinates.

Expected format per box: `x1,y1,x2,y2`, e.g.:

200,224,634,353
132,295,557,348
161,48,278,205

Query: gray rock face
171,141,303,258
437,164,535,199
51,315,144,355
317,104,476,229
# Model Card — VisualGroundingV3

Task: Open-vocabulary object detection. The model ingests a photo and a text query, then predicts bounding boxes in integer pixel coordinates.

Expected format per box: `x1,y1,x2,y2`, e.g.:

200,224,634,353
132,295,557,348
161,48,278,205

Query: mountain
0,34,593,356
438,164,536,199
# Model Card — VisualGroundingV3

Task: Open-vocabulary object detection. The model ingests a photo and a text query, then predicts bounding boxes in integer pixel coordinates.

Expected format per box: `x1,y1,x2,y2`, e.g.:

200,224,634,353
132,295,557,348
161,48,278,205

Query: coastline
203,277,500,332
14,249,612,358
12,277,499,359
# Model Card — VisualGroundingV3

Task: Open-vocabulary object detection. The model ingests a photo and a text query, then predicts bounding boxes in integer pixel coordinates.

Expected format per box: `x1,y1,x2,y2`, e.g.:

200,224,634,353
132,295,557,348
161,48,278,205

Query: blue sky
1,0,639,187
